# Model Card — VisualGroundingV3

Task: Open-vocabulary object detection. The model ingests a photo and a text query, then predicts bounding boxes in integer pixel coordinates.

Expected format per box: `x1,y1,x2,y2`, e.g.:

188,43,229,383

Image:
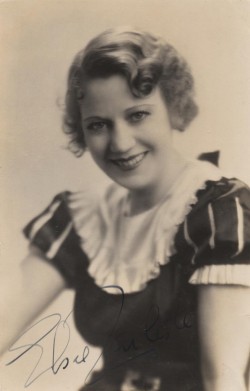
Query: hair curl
63,27,198,156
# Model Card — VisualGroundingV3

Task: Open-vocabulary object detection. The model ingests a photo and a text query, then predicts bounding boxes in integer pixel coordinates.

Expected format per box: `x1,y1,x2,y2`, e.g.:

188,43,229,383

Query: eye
86,121,107,133
130,110,150,123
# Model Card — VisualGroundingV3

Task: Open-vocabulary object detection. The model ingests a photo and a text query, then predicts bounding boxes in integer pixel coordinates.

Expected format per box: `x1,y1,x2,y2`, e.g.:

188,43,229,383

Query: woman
1,27,250,391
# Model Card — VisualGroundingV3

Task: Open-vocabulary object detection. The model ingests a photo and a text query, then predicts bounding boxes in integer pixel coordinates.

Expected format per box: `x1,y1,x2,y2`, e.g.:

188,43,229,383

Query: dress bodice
23,161,250,390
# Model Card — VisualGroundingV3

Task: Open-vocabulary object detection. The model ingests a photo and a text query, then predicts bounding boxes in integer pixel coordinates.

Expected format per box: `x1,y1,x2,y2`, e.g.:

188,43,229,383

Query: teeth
112,152,146,169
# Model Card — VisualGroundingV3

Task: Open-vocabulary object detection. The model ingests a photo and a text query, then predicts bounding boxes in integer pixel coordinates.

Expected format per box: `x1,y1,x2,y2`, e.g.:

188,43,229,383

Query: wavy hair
63,27,198,156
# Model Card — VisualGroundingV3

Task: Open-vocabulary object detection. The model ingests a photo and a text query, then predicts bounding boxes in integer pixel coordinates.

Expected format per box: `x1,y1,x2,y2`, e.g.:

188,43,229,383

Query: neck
129,151,188,215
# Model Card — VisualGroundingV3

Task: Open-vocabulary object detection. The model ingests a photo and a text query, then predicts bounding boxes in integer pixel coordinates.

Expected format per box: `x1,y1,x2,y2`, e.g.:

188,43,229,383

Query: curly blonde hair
63,27,198,156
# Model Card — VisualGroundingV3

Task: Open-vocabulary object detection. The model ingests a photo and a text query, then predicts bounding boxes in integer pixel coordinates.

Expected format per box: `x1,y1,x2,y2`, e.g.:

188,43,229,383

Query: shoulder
194,176,250,209
23,185,103,248
23,191,72,251
182,177,250,287
185,177,250,262
189,178,250,250
23,183,126,261
23,191,89,288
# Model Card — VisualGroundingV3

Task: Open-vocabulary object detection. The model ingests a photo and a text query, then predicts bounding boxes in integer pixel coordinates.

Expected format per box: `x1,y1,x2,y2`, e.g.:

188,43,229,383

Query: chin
99,161,153,191
110,174,151,191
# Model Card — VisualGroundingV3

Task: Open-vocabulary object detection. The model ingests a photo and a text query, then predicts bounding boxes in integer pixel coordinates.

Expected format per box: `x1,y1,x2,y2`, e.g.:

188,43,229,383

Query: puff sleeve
181,178,250,287
23,192,88,288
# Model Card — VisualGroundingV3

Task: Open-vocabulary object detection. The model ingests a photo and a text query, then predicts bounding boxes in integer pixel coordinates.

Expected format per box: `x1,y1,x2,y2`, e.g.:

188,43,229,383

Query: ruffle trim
69,160,224,293
88,258,161,293
68,190,106,260
148,161,222,275
189,264,250,287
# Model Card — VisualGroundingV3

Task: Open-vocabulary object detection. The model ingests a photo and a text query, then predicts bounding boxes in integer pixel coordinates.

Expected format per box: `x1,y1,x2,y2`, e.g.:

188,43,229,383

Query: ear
168,109,185,131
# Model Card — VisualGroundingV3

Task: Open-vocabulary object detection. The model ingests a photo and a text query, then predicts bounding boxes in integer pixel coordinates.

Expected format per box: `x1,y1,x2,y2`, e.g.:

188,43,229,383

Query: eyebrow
82,116,107,123
124,104,155,114
82,104,155,122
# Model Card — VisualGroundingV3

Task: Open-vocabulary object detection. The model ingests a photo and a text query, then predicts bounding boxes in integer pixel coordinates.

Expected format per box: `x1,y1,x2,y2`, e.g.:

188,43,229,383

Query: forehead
82,75,134,105
80,75,164,117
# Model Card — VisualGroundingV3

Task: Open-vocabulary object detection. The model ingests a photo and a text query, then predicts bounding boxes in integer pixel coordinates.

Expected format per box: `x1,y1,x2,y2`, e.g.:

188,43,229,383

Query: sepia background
0,0,250,390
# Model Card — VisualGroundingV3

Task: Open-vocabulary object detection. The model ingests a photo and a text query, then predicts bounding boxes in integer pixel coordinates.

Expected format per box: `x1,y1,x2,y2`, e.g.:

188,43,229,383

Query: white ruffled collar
68,160,223,293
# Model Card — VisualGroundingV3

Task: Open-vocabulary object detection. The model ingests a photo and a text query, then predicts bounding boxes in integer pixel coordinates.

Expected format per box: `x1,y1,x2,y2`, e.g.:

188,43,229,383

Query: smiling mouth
110,152,148,170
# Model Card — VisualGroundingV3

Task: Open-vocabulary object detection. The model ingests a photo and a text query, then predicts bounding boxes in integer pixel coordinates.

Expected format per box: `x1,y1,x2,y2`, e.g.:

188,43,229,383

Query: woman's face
80,75,175,192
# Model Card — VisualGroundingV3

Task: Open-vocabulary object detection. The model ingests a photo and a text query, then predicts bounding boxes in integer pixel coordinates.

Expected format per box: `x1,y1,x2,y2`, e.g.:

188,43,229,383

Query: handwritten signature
5,285,124,387
5,284,193,388
5,310,91,387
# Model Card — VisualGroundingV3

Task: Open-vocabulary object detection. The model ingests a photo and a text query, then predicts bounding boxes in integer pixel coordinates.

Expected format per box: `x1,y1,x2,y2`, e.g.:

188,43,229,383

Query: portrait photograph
0,1,250,390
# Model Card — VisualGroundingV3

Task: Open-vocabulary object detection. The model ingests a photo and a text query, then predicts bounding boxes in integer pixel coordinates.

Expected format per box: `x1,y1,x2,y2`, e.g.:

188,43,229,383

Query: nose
109,121,136,154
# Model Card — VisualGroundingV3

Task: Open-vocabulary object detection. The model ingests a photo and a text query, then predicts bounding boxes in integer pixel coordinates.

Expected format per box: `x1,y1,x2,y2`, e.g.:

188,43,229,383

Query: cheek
142,132,167,149
152,125,172,146
84,134,108,159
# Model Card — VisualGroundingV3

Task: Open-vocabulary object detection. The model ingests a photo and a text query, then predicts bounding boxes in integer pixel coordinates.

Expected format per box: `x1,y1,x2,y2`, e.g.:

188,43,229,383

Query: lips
110,152,148,170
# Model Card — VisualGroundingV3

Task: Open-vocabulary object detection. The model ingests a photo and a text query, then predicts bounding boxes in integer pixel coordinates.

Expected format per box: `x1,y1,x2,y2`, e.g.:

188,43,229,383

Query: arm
198,284,250,391
0,247,67,356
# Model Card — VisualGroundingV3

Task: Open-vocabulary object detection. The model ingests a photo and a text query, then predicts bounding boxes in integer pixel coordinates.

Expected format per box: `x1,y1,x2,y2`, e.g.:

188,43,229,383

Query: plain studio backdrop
0,1,250,390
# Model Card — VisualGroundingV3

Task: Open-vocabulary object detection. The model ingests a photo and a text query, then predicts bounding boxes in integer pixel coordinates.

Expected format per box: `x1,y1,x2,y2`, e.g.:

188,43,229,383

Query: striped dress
23,160,250,391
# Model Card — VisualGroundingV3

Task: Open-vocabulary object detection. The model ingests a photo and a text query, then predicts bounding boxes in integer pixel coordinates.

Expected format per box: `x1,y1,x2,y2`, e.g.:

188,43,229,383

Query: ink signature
5,310,90,387
5,285,124,388
5,284,193,388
